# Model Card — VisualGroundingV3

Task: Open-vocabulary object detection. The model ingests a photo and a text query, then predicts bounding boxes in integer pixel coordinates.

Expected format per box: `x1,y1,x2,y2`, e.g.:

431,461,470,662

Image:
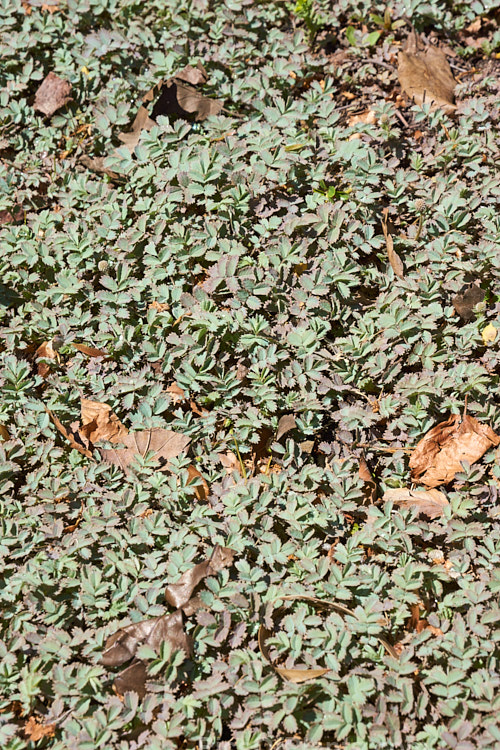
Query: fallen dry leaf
101,610,192,698
186,464,209,501
46,408,93,458
383,487,449,519
0,424,9,441
0,206,24,226
79,399,128,444
275,414,296,441
348,109,376,127
71,342,108,358
34,72,72,117
452,282,484,320
398,32,456,114
166,383,186,403
381,207,404,279
165,545,234,611
100,428,190,473
409,414,500,488
79,155,122,181
23,716,56,742
36,340,58,378
359,455,376,503
407,603,443,637
259,595,398,683
119,63,223,152
220,450,240,475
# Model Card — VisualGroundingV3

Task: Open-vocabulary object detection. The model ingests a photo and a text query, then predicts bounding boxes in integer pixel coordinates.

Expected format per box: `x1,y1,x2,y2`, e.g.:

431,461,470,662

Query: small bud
414,198,426,212
98,260,109,272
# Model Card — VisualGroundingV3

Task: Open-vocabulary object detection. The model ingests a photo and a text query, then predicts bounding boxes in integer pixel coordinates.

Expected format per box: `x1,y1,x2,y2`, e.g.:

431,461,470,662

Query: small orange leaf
24,716,56,742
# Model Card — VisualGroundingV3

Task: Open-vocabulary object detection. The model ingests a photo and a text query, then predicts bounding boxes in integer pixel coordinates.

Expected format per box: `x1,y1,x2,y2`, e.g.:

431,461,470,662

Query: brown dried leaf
348,109,376,127
381,208,404,279
275,414,296,441
409,414,500,488
101,610,191,667
398,33,456,114
34,72,72,117
79,399,128,444
71,342,108,358
0,424,9,441
383,487,449,519
452,282,484,320
407,604,443,637
118,65,222,152
100,428,190,473
79,155,122,181
102,610,191,698
166,382,186,403
219,450,240,474
23,716,56,742
36,340,57,378
359,455,376,503
165,545,234,610
46,408,93,458
186,464,209,501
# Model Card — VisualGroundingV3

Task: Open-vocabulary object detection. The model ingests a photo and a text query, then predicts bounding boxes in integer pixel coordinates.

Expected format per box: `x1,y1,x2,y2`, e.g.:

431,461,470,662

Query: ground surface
1,1,500,748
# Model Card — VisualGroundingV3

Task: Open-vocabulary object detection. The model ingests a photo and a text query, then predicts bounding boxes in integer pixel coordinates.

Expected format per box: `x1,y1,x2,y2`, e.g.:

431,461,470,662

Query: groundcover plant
1,0,500,748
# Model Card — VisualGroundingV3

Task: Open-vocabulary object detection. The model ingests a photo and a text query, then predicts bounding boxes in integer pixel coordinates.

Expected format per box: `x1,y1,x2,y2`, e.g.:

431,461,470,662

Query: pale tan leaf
100,428,190,473
79,399,128,444
398,33,456,114
359,455,376,503
36,340,57,378
348,109,376,127
409,414,500,488
383,487,449,519
71,343,108,358
185,464,209,501
46,408,93,458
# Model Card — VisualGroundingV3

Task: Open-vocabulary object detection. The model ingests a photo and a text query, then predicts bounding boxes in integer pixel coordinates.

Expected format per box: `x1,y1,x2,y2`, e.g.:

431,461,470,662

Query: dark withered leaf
79,155,122,181
165,545,234,610
452,283,484,320
34,72,72,117
118,64,222,152
113,659,148,699
101,610,191,667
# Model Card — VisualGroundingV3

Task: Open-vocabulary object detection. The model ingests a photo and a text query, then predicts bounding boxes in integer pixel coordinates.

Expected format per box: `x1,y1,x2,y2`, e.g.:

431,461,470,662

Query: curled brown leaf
383,487,449,519
34,72,72,117
165,545,234,610
409,414,500,488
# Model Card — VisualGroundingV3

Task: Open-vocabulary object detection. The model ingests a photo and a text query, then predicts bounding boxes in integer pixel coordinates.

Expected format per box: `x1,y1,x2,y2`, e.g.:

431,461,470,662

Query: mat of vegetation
1,0,500,748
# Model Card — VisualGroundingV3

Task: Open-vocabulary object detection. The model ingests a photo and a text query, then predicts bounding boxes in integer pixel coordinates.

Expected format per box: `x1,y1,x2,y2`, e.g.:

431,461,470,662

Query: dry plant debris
34,72,72,117
409,413,500,488
398,32,456,113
